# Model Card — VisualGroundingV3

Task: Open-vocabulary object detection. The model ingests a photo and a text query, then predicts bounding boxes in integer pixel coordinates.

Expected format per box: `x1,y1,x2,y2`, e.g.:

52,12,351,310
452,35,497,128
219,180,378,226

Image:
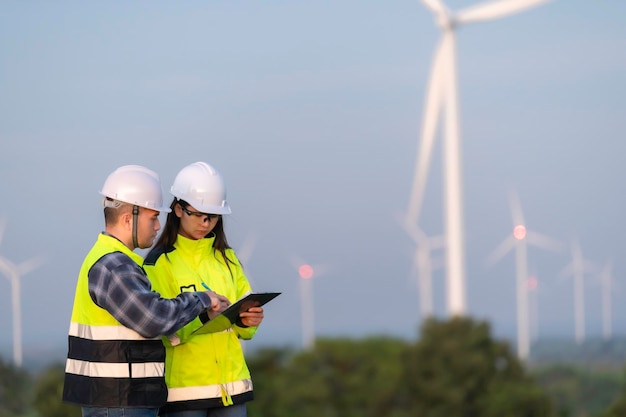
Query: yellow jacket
144,235,257,411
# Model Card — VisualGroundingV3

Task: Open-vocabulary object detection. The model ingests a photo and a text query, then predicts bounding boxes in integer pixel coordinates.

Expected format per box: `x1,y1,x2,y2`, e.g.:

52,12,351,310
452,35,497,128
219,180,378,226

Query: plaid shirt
88,251,211,338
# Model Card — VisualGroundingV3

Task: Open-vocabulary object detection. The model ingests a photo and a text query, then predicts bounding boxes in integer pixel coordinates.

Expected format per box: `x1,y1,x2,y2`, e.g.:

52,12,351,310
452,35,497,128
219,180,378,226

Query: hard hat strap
132,205,139,248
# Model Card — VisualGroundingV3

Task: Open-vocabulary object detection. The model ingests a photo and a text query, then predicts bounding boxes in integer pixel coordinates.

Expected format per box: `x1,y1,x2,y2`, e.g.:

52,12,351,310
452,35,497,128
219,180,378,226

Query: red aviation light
298,264,314,280
513,225,527,240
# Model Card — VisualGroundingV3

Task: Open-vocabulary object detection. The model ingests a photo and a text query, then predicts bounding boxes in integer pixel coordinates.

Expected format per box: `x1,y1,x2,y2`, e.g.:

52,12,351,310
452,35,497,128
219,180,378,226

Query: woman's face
174,203,220,240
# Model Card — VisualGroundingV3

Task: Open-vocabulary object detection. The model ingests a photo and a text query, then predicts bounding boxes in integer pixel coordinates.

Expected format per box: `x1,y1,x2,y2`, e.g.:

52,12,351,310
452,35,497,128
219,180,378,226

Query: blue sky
1,0,625,364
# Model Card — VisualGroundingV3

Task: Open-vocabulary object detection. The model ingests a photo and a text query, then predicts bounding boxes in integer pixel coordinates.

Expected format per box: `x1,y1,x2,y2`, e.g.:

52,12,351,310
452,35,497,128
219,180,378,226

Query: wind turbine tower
0,218,45,367
527,275,539,343
598,260,613,340
298,264,315,350
486,191,562,360
559,240,594,344
407,0,554,316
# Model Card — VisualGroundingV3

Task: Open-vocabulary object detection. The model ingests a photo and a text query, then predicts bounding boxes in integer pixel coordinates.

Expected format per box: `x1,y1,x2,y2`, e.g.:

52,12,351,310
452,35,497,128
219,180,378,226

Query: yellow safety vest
63,233,167,407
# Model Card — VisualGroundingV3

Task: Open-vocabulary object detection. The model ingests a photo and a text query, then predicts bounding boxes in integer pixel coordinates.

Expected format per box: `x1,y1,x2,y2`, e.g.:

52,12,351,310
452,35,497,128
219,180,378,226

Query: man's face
135,208,161,249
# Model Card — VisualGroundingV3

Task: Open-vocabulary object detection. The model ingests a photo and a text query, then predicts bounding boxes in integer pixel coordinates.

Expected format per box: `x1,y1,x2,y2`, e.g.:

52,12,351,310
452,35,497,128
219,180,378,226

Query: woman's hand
239,306,264,327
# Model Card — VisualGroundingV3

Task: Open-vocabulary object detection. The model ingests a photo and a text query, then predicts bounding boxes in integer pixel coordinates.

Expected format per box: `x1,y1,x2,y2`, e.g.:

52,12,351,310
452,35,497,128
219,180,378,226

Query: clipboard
192,292,281,335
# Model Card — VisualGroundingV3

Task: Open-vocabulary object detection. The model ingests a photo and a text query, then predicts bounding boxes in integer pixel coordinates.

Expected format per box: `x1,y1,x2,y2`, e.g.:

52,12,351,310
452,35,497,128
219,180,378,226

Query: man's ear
120,211,134,231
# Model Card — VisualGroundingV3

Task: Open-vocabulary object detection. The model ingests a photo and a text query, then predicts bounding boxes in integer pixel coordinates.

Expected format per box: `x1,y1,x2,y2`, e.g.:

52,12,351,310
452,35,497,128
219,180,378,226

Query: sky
1,0,625,365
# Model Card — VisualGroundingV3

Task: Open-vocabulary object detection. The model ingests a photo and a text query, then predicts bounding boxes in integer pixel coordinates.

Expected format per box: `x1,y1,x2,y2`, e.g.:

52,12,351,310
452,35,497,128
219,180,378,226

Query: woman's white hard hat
170,162,231,215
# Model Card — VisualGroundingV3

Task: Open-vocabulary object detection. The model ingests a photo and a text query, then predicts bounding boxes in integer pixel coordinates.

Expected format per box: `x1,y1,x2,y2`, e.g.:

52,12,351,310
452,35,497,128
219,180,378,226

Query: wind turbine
298,263,315,350
290,256,330,350
410,229,445,319
597,260,613,340
558,240,594,344
486,191,562,360
526,267,553,345
399,216,445,319
0,218,45,367
406,0,554,316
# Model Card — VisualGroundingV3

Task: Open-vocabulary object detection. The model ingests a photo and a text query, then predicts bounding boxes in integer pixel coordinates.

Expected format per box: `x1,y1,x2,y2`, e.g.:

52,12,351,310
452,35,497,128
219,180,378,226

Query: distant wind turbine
597,260,614,340
486,191,562,360
406,0,554,317
526,269,553,345
0,217,45,367
559,240,594,344
298,264,315,350
399,215,445,319
290,256,330,350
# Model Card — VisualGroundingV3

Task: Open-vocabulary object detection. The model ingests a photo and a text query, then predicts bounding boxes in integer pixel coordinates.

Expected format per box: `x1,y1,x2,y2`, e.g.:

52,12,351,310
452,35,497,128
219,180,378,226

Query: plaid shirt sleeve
88,252,212,338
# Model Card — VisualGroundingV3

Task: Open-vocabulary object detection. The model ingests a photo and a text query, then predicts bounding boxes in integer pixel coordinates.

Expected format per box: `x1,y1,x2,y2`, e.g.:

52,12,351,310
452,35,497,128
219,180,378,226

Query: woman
144,161,264,417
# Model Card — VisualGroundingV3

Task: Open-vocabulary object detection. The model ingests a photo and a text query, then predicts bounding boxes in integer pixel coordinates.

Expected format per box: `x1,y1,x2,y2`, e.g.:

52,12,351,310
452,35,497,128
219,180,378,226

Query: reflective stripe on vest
66,358,165,378
69,322,160,341
167,378,253,402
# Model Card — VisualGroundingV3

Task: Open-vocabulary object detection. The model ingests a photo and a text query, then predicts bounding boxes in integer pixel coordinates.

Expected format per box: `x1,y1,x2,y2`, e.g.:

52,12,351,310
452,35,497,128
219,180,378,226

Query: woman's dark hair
152,198,236,270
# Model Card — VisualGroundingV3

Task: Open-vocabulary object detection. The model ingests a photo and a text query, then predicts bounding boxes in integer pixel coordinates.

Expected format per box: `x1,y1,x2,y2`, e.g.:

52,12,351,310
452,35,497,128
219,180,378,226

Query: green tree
603,382,626,417
0,355,32,417
32,363,81,417
309,337,410,417
533,365,625,417
248,337,410,417
404,316,553,417
247,346,295,417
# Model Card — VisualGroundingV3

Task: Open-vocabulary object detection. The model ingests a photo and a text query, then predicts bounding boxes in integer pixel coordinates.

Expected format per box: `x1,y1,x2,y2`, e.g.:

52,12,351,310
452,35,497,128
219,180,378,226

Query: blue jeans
82,407,159,417
160,404,247,417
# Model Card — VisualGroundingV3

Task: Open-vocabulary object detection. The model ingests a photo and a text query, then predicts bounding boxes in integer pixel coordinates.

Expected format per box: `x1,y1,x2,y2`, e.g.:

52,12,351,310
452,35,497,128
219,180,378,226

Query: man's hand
206,291,230,314
239,306,264,327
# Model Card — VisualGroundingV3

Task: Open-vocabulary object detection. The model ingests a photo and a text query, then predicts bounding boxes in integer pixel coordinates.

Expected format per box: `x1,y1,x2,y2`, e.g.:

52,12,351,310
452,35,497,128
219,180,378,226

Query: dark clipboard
192,292,281,335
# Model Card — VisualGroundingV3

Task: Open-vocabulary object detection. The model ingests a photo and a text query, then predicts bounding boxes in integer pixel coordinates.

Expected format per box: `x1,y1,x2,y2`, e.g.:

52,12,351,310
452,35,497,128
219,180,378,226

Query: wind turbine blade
0,256,12,279
558,239,581,278
312,263,331,278
405,223,428,246
508,189,525,226
455,0,552,24
419,0,449,16
289,255,307,270
525,231,563,253
406,38,447,225
17,255,46,276
485,237,515,267
393,210,420,243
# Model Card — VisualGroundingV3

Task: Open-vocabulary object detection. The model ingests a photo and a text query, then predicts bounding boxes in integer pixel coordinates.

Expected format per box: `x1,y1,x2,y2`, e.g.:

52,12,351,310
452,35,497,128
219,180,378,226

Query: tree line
3,317,626,417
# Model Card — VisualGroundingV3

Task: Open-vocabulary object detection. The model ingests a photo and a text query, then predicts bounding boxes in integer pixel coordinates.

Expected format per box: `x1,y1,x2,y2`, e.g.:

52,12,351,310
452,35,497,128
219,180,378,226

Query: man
63,165,229,417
